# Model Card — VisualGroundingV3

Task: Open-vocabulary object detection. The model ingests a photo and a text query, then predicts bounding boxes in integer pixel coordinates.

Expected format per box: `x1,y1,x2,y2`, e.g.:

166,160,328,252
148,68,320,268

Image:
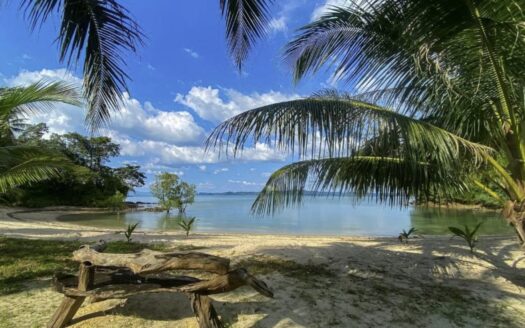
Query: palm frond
220,0,273,69
0,80,81,118
0,81,81,144
21,0,143,128
284,0,525,137
0,146,77,193
207,91,493,164
252,156,466,215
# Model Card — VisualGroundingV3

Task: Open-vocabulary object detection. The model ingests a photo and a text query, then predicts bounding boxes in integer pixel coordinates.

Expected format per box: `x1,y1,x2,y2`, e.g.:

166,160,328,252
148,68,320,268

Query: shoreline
0,206,512,241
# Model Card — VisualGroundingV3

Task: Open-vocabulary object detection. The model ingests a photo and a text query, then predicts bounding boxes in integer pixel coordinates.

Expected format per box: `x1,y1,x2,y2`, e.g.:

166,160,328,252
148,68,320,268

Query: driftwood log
48,240,273,328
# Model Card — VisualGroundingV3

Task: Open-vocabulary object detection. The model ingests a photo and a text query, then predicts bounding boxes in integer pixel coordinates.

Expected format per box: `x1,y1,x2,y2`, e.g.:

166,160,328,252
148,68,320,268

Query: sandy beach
1,207,525,327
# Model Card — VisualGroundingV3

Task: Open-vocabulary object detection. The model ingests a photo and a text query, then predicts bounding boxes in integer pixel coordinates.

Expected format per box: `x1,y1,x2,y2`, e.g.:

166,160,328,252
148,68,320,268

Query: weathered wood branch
53,268,273,299
47,262,94,328
73,248,230,275
178,268,274,297
49,241,273,328
191,294,224,328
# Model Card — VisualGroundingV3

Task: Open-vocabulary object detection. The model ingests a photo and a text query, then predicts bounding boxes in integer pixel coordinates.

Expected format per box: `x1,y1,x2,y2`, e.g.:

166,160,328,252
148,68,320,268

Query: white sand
1,207,524,327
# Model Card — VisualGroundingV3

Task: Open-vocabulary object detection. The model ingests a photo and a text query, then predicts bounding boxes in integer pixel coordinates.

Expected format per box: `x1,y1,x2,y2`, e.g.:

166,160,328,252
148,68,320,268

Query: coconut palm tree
0,81,81,193
18,0,273,127
207,0,525,244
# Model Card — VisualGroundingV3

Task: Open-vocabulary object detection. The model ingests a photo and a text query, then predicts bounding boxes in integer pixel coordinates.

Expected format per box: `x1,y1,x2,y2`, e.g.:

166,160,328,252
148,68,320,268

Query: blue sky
0,0,349,193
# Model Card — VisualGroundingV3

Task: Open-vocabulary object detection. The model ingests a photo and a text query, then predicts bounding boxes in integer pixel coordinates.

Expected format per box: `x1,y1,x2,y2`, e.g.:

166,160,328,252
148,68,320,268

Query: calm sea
57,194,513,236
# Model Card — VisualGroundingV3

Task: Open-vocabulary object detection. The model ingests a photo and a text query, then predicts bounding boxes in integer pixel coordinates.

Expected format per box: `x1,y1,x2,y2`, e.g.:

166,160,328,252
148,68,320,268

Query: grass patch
0,237,171,295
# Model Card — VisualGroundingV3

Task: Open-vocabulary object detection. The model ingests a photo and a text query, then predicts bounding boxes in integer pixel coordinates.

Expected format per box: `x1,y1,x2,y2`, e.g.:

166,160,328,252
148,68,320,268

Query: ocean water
57,194,513,236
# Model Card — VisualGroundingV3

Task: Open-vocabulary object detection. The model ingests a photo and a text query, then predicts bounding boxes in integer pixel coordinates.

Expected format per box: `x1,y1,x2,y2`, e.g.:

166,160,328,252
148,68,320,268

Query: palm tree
207,0,525,244
18,0,273,127
0,81,81,193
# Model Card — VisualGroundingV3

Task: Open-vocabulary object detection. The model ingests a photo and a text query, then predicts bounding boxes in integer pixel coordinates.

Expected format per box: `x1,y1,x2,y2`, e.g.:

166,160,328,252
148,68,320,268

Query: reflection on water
58,194,513,236
410,207,510,235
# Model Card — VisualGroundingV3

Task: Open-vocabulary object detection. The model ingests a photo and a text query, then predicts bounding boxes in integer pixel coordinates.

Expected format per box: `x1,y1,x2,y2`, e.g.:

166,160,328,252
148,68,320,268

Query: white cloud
262,172,272,178
22,54,32,60
4,69,288,171
269,16,287,33
175,86,300,122
115,134,285,166
228,179,263,186
183,48,199,59
311,0,351,21
213,168,229,174
147,63,156,70
111,93,205,145
5,69,205,145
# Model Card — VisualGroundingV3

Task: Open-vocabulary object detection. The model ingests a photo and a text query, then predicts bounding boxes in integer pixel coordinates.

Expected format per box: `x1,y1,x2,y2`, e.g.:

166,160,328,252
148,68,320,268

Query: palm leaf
21,0,143,128
207,91,493,164
251,156,466,215
220,0,273,69
0,80,81,145
448,226,467,239
0,81,80,118
0,146,77,193
284,0,525,147
471,221,484,236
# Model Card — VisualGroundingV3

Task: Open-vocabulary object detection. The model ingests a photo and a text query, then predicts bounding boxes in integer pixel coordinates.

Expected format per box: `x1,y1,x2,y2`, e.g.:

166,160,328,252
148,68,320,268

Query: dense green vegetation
1,123,145,207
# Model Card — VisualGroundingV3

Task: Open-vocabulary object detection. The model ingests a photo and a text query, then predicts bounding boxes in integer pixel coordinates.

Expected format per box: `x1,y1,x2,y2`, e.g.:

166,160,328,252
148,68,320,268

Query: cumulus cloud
213,168,229,174
311,0,351,21
5,69,205,145
175,86,300,122
111,93,205,145
268,16,287,33
114,133,285,165
4,69,288,171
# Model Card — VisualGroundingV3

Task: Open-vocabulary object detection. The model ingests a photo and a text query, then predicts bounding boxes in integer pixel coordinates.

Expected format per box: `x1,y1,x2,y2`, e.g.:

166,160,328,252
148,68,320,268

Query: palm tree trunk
504,201,525,245
510,214,525,245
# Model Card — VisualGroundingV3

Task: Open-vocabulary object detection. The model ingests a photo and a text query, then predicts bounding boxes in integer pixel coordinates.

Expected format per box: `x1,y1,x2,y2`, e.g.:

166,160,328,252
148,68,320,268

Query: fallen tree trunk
48,241,272,328
73,247,230,275
54,268,273,299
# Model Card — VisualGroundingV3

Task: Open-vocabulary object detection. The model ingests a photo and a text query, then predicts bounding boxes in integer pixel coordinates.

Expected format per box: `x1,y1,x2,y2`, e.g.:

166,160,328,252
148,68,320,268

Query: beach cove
1,207,524,327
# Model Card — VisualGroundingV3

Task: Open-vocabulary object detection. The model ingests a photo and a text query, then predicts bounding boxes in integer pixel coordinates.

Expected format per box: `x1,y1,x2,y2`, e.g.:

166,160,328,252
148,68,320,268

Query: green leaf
208,91,493,165
220,0,274,69
21,0,144,128
251,156,466,214
448,226,467,239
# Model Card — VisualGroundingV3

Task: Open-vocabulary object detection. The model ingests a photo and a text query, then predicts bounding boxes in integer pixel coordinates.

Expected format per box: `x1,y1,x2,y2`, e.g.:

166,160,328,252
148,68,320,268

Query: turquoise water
58,194,512,236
